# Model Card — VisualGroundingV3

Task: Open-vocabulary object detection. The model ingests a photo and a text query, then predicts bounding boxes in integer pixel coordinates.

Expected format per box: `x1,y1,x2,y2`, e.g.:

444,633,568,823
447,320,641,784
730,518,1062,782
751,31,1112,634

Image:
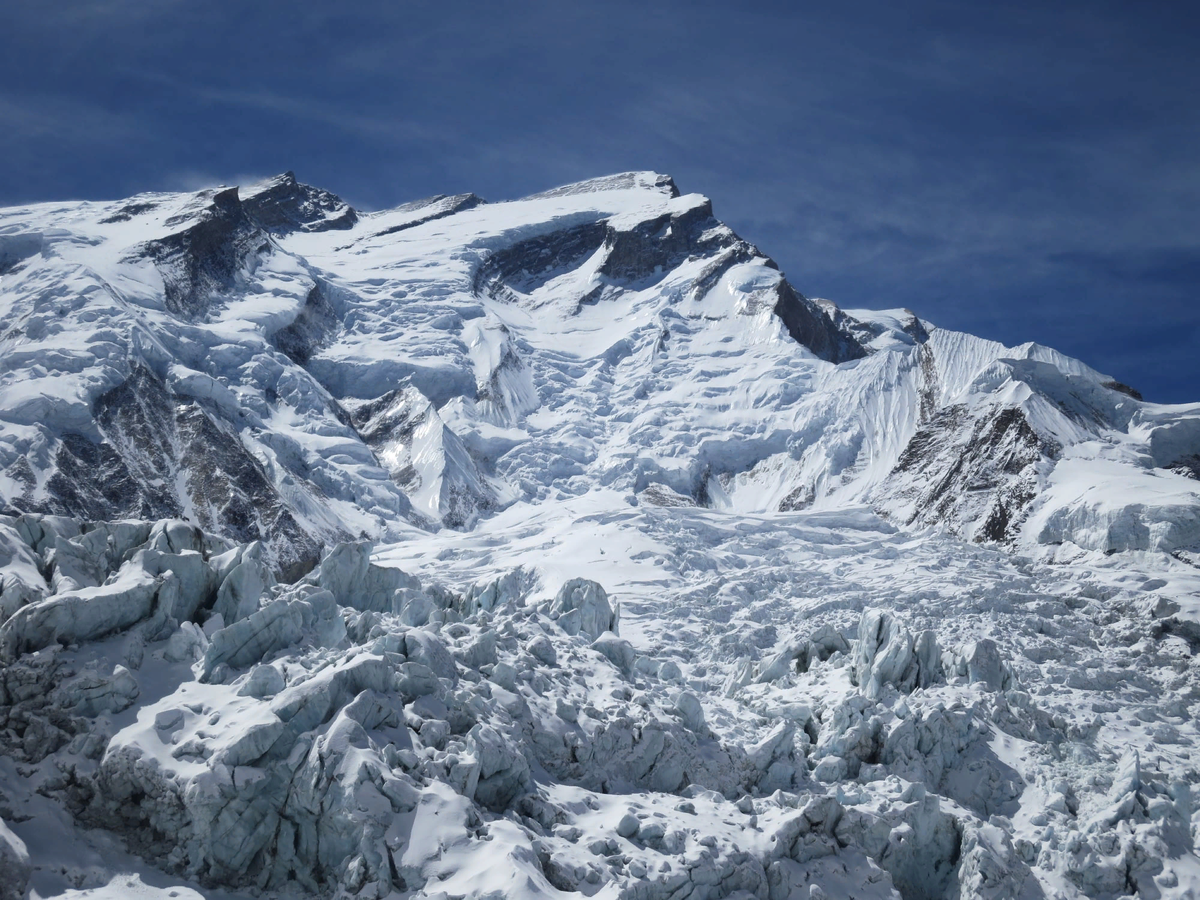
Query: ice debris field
0,171,1198,899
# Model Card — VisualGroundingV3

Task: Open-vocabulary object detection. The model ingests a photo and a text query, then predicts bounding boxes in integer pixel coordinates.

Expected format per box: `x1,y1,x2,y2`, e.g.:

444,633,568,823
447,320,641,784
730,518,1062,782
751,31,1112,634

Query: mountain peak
240,171,357,234
519,171,680,201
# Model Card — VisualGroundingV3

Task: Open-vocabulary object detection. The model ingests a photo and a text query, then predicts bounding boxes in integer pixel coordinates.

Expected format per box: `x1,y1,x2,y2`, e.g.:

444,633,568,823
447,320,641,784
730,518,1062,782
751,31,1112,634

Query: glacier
0,171,1198,899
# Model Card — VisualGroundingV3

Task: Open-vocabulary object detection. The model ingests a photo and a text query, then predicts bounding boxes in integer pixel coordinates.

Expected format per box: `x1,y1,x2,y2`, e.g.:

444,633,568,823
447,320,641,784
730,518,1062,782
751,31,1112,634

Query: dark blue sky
2,1,1197,401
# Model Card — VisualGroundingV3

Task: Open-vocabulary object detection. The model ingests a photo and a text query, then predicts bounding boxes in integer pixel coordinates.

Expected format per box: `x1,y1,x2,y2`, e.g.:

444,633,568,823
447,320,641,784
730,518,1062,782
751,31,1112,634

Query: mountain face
2,170,1196,563
0,173,1199,900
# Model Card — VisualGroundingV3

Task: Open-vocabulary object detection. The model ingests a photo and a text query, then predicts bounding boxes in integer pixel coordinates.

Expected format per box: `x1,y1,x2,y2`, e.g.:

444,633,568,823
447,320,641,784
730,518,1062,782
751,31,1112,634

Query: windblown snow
0,171,1198,900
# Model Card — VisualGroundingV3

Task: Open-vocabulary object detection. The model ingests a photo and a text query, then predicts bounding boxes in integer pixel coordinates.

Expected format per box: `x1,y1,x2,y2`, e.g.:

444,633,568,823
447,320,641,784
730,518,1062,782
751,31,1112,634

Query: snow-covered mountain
1,172,1199,900
2,171,1197,567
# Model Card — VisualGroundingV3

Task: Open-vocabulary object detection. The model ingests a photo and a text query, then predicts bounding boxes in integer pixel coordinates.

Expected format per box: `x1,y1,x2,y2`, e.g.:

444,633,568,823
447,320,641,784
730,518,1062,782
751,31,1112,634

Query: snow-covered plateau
0,171,1198,899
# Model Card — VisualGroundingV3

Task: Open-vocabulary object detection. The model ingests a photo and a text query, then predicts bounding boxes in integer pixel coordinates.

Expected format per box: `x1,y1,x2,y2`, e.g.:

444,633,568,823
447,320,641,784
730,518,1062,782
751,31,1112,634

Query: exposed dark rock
370,193,484,240
596,200,730,285
1102,380,1143,401
348,386,429,465
473,193,866,364
40,366,323,579
890,404,1057,543
0,233,44,275
1170,455,1200,480
474,326,529,417
47,432,172,522
346,387,493,530
773,281,868,364
138,187,267,320
639,483,697,508
0,457,38,514
778,483,815,512
473,220,609,300
269,282,340,365
97,201,159,224
242,172,358,234
902,314,931,344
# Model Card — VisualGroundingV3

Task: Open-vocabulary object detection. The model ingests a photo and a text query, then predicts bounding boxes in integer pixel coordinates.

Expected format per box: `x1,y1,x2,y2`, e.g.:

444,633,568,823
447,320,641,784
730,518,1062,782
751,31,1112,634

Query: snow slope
1,171,1199,900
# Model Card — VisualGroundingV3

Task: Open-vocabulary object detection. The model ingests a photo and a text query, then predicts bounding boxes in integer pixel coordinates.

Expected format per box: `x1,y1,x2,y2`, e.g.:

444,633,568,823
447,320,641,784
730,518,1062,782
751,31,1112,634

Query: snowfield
0,171,1198,899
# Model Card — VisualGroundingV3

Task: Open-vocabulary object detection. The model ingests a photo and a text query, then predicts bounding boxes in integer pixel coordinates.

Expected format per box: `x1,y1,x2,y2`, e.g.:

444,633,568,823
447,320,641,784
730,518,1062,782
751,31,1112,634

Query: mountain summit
1,171,1195,565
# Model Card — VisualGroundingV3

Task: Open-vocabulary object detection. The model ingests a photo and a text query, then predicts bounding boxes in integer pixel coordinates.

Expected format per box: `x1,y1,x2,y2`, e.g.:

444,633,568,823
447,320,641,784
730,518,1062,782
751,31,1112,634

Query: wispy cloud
130,74,446,145
0,92,140,146
161,169,273,193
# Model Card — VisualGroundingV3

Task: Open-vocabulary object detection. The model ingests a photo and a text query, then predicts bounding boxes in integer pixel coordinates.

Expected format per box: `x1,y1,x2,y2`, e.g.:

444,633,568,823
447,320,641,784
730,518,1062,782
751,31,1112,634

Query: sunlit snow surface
1,172,1199,899
2,170,1197,554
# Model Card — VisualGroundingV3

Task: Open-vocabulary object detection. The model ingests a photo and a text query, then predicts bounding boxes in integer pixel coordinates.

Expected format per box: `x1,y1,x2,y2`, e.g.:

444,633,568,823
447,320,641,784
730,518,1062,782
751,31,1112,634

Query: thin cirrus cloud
0,92,140,151
0,0,1196,401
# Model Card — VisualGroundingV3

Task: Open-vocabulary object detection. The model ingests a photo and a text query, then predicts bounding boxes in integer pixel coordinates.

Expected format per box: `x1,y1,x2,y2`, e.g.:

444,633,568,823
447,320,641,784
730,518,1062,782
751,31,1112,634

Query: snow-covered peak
518,170,681,200
0,171,1197,569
